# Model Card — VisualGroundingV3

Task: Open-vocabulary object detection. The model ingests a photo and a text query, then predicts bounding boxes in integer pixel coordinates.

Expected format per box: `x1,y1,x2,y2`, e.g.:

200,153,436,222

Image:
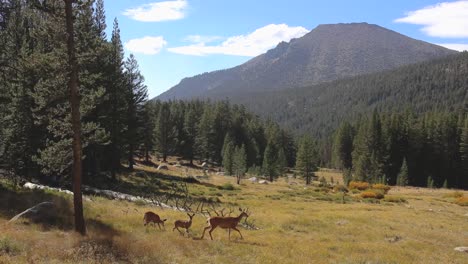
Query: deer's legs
201,226,211,239
232,227,243,239
208,227,215,240
174,226,184,235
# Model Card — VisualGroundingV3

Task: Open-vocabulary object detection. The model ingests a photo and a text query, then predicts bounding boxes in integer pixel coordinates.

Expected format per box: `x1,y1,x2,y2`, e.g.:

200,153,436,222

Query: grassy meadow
0,161,467,264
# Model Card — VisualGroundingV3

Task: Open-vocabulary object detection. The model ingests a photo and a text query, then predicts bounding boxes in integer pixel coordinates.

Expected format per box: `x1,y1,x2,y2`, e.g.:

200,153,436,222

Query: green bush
218,183,235,190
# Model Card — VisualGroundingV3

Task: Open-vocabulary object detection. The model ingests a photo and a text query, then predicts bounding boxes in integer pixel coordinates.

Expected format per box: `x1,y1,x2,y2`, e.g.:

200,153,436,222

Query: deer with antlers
173,213,195,236
201,207,250,240
143,211,167,230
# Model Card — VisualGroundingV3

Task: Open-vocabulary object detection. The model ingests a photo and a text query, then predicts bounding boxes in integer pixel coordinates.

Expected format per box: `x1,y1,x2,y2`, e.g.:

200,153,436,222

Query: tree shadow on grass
0,183,74,230
0,183,122,238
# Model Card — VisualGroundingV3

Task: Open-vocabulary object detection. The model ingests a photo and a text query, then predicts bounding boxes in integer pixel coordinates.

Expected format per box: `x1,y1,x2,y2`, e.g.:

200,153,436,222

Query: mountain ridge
157,22,457,100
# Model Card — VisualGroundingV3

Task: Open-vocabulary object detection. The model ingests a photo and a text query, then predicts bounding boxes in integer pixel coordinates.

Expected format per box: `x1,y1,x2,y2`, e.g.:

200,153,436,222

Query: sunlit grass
1,164,467,263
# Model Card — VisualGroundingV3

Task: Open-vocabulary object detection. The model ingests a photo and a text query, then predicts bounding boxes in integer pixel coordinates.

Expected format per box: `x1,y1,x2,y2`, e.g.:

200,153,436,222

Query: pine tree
397,158,409,186
295,135,318,185
105,18,128,178
182,102,201,164
277,147,288,176
262,143,278,182
123,54,148,169
460,118,468,188
222,133,235,176
233,144,247,184
65,0,86,235
154,102,172,162
332,121,354,169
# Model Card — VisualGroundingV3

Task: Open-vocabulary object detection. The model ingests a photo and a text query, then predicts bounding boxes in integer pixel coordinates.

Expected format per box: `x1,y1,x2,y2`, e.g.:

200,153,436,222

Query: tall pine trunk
64,0,86,235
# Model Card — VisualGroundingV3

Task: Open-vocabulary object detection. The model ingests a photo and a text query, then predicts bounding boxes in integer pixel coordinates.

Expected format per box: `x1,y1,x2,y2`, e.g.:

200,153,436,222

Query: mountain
157,23,457,100
229,52,468,137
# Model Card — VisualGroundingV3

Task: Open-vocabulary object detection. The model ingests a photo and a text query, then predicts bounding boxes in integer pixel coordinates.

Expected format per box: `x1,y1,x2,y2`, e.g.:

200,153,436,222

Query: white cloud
437,43,468,51
184,35,222,44
394,1,468,38
125,36,167,55
123,0,187,22
168,24,309,56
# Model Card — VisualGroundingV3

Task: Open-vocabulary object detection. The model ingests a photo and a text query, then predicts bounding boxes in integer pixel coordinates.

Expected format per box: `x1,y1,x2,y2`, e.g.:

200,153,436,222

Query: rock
454,247,468,253
157,165,168,170
248,177,257,183
201,162,208,168
9,202,57,223
174,164,182,168
336,220,349,226
216,172,224,176
258,180,269,185
385,235,402,243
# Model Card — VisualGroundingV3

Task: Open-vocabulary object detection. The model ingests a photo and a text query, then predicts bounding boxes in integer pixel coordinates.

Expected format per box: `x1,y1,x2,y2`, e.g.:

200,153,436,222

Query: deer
201,208,249,240
143,211,167,230
173,213,195,236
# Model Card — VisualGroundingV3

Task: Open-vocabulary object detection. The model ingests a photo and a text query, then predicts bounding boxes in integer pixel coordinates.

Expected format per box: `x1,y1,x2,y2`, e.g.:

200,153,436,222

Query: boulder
258,180,269,185
157,165,168,170
248,177,258,183
454,247,468,253
201,162,208,168
216,172,224,176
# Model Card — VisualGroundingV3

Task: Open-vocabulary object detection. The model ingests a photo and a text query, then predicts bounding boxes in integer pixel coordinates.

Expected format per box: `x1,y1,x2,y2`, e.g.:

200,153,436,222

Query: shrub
455,196,468,206
0,237,21,256
360,189,384,199
333,185,349,193
371,183,391,194
218,183,235,190
349,181,369,191
383,196,407,203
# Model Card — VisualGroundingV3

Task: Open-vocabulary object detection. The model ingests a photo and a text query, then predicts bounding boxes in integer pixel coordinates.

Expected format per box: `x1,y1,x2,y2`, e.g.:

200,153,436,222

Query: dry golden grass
1,165,467,264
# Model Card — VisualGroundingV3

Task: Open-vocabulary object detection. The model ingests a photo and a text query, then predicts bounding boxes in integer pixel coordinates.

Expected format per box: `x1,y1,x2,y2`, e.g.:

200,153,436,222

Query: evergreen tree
123,54,148,169
295,135,318,185
233,144,247,184
222,133,235,176
277,147,288,176
459,118,468,188
182,101,201,164
262,143,278,182
396,158,409,186
332,121,354,169
154,102,172,162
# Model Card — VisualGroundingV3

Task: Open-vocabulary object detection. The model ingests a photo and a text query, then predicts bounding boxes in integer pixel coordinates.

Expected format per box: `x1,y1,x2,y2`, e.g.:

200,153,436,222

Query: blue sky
102,0,468,98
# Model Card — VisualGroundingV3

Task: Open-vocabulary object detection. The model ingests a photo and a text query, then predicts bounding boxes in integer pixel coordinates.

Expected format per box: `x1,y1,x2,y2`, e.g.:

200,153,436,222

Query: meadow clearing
0,161,467,264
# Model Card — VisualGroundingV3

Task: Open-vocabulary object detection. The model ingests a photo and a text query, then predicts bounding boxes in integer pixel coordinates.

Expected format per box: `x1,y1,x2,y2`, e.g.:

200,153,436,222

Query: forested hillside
229,52,468,137
158,23,456,100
